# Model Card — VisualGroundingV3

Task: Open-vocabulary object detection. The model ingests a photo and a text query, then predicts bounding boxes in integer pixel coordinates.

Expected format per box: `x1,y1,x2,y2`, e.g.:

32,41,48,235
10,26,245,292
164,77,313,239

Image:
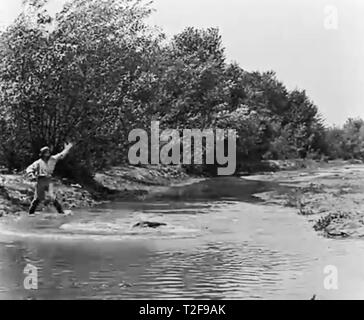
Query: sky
1,0,363,126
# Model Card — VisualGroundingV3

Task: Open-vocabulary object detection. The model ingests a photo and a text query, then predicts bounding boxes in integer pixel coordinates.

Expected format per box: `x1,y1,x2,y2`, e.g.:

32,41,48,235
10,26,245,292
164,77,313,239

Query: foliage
324,119,364,160
0,0,359,179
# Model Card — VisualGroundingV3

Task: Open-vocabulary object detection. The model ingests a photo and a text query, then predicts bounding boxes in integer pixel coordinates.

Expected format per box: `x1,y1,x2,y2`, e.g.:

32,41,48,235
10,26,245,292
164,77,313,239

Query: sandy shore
248,163,364,239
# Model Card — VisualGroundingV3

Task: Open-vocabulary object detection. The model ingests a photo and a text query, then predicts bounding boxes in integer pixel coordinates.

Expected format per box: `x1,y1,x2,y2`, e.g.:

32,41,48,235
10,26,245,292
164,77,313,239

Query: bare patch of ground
250,163,364,239
0,165,194,216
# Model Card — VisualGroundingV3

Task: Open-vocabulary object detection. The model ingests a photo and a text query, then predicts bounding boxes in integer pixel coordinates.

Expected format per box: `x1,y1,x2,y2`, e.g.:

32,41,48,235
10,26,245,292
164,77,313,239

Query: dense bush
0,0,360,179
324,119,364,160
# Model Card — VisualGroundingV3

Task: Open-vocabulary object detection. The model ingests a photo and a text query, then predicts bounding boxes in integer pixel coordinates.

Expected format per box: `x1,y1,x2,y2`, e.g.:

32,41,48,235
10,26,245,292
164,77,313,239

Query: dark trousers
28,177,64,214
28,198,64,214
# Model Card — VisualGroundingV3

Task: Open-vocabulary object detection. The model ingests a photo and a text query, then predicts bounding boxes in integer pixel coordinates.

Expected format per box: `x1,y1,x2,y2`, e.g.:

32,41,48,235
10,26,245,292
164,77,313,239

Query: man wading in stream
26,142,73,216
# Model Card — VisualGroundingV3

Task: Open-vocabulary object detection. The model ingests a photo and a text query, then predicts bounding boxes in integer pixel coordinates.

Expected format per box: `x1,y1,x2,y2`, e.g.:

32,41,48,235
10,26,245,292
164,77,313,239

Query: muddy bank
0,165,193,216
249,163,364,239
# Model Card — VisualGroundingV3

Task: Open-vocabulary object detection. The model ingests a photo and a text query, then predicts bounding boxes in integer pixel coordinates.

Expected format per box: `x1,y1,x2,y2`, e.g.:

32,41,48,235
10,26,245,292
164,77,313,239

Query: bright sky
1,0,363,125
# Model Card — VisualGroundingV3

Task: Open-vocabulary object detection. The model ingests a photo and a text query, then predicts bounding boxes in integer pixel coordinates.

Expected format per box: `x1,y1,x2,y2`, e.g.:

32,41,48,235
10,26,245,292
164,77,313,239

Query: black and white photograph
0,0,363,303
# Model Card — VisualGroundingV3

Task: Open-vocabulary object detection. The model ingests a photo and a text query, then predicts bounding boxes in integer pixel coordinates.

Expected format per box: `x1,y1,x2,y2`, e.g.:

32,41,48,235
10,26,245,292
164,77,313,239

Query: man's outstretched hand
64,142,74,151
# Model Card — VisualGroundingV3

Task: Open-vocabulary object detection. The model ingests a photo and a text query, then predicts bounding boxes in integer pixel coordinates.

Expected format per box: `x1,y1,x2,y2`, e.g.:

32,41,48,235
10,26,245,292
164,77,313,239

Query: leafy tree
0,0,351,179
0,0,160,175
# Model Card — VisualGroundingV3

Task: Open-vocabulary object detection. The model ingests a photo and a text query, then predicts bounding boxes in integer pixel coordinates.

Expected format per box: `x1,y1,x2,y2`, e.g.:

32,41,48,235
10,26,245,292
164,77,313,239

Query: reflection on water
0,177,364,300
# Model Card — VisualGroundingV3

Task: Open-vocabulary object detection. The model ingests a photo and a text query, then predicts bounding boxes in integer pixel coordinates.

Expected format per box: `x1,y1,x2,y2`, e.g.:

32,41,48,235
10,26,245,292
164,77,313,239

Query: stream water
0,176,363,300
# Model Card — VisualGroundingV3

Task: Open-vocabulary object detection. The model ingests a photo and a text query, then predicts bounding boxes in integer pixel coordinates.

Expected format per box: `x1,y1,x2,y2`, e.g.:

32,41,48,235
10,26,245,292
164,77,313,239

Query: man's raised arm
53,142,74,161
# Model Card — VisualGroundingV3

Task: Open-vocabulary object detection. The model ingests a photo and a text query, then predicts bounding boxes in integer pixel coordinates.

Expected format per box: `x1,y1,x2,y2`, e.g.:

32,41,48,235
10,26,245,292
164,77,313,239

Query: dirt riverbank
248,162,364,239
0,165,192,216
